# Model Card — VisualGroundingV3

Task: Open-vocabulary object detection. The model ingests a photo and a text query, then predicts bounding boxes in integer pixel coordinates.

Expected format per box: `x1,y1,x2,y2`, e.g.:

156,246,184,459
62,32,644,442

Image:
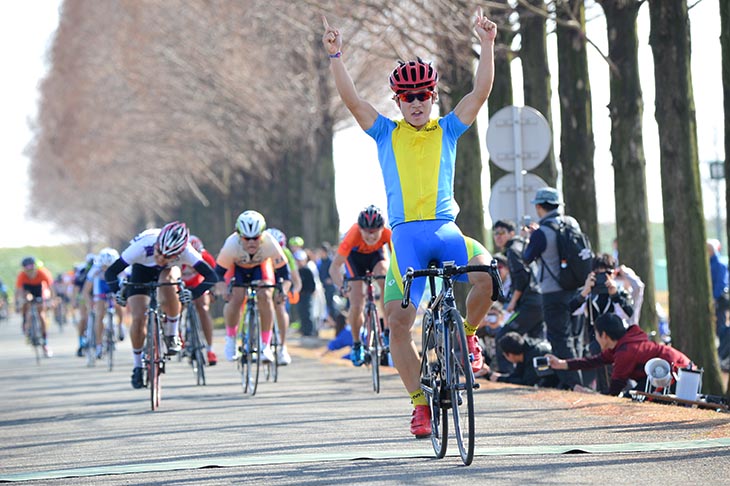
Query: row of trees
27,0,728,395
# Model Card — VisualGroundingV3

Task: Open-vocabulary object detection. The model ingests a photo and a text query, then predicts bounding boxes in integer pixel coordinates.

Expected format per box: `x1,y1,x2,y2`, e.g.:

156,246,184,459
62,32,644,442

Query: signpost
486,106,552,223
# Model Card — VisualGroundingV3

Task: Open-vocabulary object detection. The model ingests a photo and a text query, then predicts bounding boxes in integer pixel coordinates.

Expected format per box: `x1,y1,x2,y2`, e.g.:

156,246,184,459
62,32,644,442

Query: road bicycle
401,259,503,466
343,272,386,393
182,299,208,386
264,316,280,383
24,296,44,365
237,279,283,396
53,296,68,332
123,279,183,411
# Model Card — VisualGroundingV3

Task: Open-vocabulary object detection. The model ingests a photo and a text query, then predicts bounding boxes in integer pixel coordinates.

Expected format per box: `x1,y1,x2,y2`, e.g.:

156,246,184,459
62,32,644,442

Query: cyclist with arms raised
213,211,293,364
329,205,391,367
323,9,497,437
104,222,218,389
15,257,55,357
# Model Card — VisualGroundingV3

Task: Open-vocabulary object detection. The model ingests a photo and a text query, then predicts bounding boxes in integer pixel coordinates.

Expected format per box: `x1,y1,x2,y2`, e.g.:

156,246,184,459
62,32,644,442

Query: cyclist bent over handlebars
104,222,218,389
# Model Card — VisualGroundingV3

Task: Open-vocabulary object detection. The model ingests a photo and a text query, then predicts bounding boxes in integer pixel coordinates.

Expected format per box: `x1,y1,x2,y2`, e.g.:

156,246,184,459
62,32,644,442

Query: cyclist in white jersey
104,222,218,389
213,211,293,363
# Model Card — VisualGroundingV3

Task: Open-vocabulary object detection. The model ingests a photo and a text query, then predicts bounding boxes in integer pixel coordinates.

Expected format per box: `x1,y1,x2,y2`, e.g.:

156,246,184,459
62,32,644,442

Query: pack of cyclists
10,7,500,445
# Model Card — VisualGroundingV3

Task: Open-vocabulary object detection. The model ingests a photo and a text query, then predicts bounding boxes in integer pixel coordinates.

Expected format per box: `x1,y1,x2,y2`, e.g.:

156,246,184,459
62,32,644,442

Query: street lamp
708,160,725,241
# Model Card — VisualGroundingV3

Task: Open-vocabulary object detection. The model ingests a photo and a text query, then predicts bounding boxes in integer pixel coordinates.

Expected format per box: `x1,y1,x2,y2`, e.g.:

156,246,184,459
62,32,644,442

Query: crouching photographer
547,313,693,396
479,332,560,389
570,253,634,393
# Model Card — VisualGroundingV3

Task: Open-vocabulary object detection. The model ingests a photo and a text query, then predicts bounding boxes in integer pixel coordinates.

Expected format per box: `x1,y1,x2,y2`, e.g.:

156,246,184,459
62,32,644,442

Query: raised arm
322,16,378,130
453,7,497,126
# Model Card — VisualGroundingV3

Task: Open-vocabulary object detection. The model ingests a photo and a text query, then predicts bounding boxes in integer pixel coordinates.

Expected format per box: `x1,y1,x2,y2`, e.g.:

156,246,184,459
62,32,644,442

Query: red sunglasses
396,91,434,103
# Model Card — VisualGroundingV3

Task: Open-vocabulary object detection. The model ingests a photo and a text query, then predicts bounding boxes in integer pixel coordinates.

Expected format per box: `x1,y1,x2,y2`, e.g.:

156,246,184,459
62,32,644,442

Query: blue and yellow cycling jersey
365,112,470,227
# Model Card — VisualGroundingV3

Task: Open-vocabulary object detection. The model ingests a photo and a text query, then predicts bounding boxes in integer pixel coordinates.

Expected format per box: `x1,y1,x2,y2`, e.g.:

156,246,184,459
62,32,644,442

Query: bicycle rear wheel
447,308,475,465
420,310,447,458
241,308,260,395
365,305,381,393
147,314,162,411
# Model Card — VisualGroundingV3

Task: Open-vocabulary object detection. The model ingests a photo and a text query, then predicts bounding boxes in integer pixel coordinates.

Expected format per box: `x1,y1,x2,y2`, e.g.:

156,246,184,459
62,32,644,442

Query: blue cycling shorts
383,220,488,306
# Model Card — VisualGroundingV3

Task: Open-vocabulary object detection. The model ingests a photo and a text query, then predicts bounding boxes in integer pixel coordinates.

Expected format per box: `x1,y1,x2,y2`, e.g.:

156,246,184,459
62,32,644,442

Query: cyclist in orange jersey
329,205,391,366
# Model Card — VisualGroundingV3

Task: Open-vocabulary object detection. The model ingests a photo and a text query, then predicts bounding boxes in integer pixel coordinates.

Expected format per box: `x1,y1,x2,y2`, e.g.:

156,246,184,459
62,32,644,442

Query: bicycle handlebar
401,260,505,308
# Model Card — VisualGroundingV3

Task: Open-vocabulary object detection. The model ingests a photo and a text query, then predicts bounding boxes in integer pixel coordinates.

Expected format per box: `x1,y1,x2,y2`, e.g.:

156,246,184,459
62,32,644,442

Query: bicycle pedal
472,382,480,390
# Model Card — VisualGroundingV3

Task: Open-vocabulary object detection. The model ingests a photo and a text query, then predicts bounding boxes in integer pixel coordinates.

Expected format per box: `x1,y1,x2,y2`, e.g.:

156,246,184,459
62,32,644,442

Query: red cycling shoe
410,405,431,438
466,334,483,373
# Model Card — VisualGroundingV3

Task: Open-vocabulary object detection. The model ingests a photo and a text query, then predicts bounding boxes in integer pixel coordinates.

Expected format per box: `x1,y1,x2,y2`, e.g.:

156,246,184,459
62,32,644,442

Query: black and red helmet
357,205,385,230
389,57,438,93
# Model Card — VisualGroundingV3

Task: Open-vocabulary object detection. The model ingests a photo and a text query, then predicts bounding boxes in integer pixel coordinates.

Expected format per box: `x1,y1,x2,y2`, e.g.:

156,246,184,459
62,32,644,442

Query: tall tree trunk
721,0,730,398
556,0,599,249
649,0,723,394
519,0,558,187
600,0,658,335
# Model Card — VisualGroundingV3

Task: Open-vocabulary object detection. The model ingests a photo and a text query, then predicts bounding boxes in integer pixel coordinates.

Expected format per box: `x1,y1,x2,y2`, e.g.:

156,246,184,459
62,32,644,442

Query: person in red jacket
547,313,693,396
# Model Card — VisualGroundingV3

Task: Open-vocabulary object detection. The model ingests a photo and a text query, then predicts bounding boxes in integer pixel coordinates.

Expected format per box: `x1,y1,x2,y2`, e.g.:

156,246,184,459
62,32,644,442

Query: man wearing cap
522,187,583,389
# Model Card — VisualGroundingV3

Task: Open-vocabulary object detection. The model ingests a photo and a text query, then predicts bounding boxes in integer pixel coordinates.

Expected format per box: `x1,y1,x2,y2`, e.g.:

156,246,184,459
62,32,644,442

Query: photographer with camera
478,332,560,389
569,253,634,393
547,313,693,396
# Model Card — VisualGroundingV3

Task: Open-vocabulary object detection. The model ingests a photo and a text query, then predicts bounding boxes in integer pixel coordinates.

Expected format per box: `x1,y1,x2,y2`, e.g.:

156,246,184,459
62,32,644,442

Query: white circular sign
488,173,549,223
486,105,552,172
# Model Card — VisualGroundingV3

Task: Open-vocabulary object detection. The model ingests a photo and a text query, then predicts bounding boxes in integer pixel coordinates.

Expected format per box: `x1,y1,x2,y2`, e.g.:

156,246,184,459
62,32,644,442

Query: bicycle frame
26,297,44,365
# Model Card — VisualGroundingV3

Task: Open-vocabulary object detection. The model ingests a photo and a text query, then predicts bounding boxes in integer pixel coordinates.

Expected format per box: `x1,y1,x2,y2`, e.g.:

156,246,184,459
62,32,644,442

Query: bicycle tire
188,306,206,386
85,311,96,368
105,311,115,372
366,304,381,393
147,312,162,411
267,324,279,383
30,305,42,365
241,306,260,395
446,308,475,465
420,309,447,458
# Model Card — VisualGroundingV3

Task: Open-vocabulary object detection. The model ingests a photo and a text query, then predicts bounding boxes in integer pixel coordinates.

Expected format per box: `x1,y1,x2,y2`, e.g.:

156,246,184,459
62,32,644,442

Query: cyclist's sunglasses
396,91,434,103
241,235,261,241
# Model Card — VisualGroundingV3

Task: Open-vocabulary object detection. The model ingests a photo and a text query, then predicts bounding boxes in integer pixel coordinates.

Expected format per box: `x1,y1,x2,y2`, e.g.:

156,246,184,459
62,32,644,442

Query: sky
0,1,725,249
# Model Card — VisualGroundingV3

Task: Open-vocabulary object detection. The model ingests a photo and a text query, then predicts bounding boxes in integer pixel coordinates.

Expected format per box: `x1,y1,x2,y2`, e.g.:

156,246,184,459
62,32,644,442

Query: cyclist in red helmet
329,205,392,366
323,9,498,438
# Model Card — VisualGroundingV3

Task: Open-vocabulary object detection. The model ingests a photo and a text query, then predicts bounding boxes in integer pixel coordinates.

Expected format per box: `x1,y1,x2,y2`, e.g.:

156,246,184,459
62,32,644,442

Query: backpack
542,219,593,291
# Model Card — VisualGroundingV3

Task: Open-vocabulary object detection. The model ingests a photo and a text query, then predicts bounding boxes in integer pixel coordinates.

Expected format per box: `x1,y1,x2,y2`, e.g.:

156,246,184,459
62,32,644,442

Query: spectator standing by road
523,187,583,390
295,249,320,340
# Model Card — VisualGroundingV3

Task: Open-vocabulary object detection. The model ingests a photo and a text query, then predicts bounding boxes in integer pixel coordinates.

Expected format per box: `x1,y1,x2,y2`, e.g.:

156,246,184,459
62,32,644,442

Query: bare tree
649,0,723,394
597,0,658,334
555,0,599,249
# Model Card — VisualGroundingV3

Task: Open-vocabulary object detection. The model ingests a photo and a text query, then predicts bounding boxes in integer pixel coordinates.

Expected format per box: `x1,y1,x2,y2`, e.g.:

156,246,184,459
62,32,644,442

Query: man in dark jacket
547,313,693,395
481,332,559,388
492,220,544,373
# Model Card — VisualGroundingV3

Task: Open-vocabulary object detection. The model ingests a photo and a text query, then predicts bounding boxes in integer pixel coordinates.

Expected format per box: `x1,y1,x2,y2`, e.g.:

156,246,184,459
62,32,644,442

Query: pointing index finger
475,6,483,20
322,15,329,30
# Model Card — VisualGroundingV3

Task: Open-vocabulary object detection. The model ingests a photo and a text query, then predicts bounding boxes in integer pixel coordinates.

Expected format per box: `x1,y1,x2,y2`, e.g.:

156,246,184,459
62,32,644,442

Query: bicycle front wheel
147,313,162,411
241,308,260,395
266,325,279,383
85,312,96,368
30,306,42,365
366,305,381,393
446,308,475,465
420,310,447,458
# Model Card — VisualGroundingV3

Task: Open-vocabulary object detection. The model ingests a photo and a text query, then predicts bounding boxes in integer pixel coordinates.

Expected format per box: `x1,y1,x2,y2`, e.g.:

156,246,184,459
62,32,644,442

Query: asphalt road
1,313,729,485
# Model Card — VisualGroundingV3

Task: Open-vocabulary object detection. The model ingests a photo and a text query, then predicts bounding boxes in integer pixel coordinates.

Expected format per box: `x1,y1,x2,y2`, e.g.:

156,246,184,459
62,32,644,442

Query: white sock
133,349,143,367
164,315,180,336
